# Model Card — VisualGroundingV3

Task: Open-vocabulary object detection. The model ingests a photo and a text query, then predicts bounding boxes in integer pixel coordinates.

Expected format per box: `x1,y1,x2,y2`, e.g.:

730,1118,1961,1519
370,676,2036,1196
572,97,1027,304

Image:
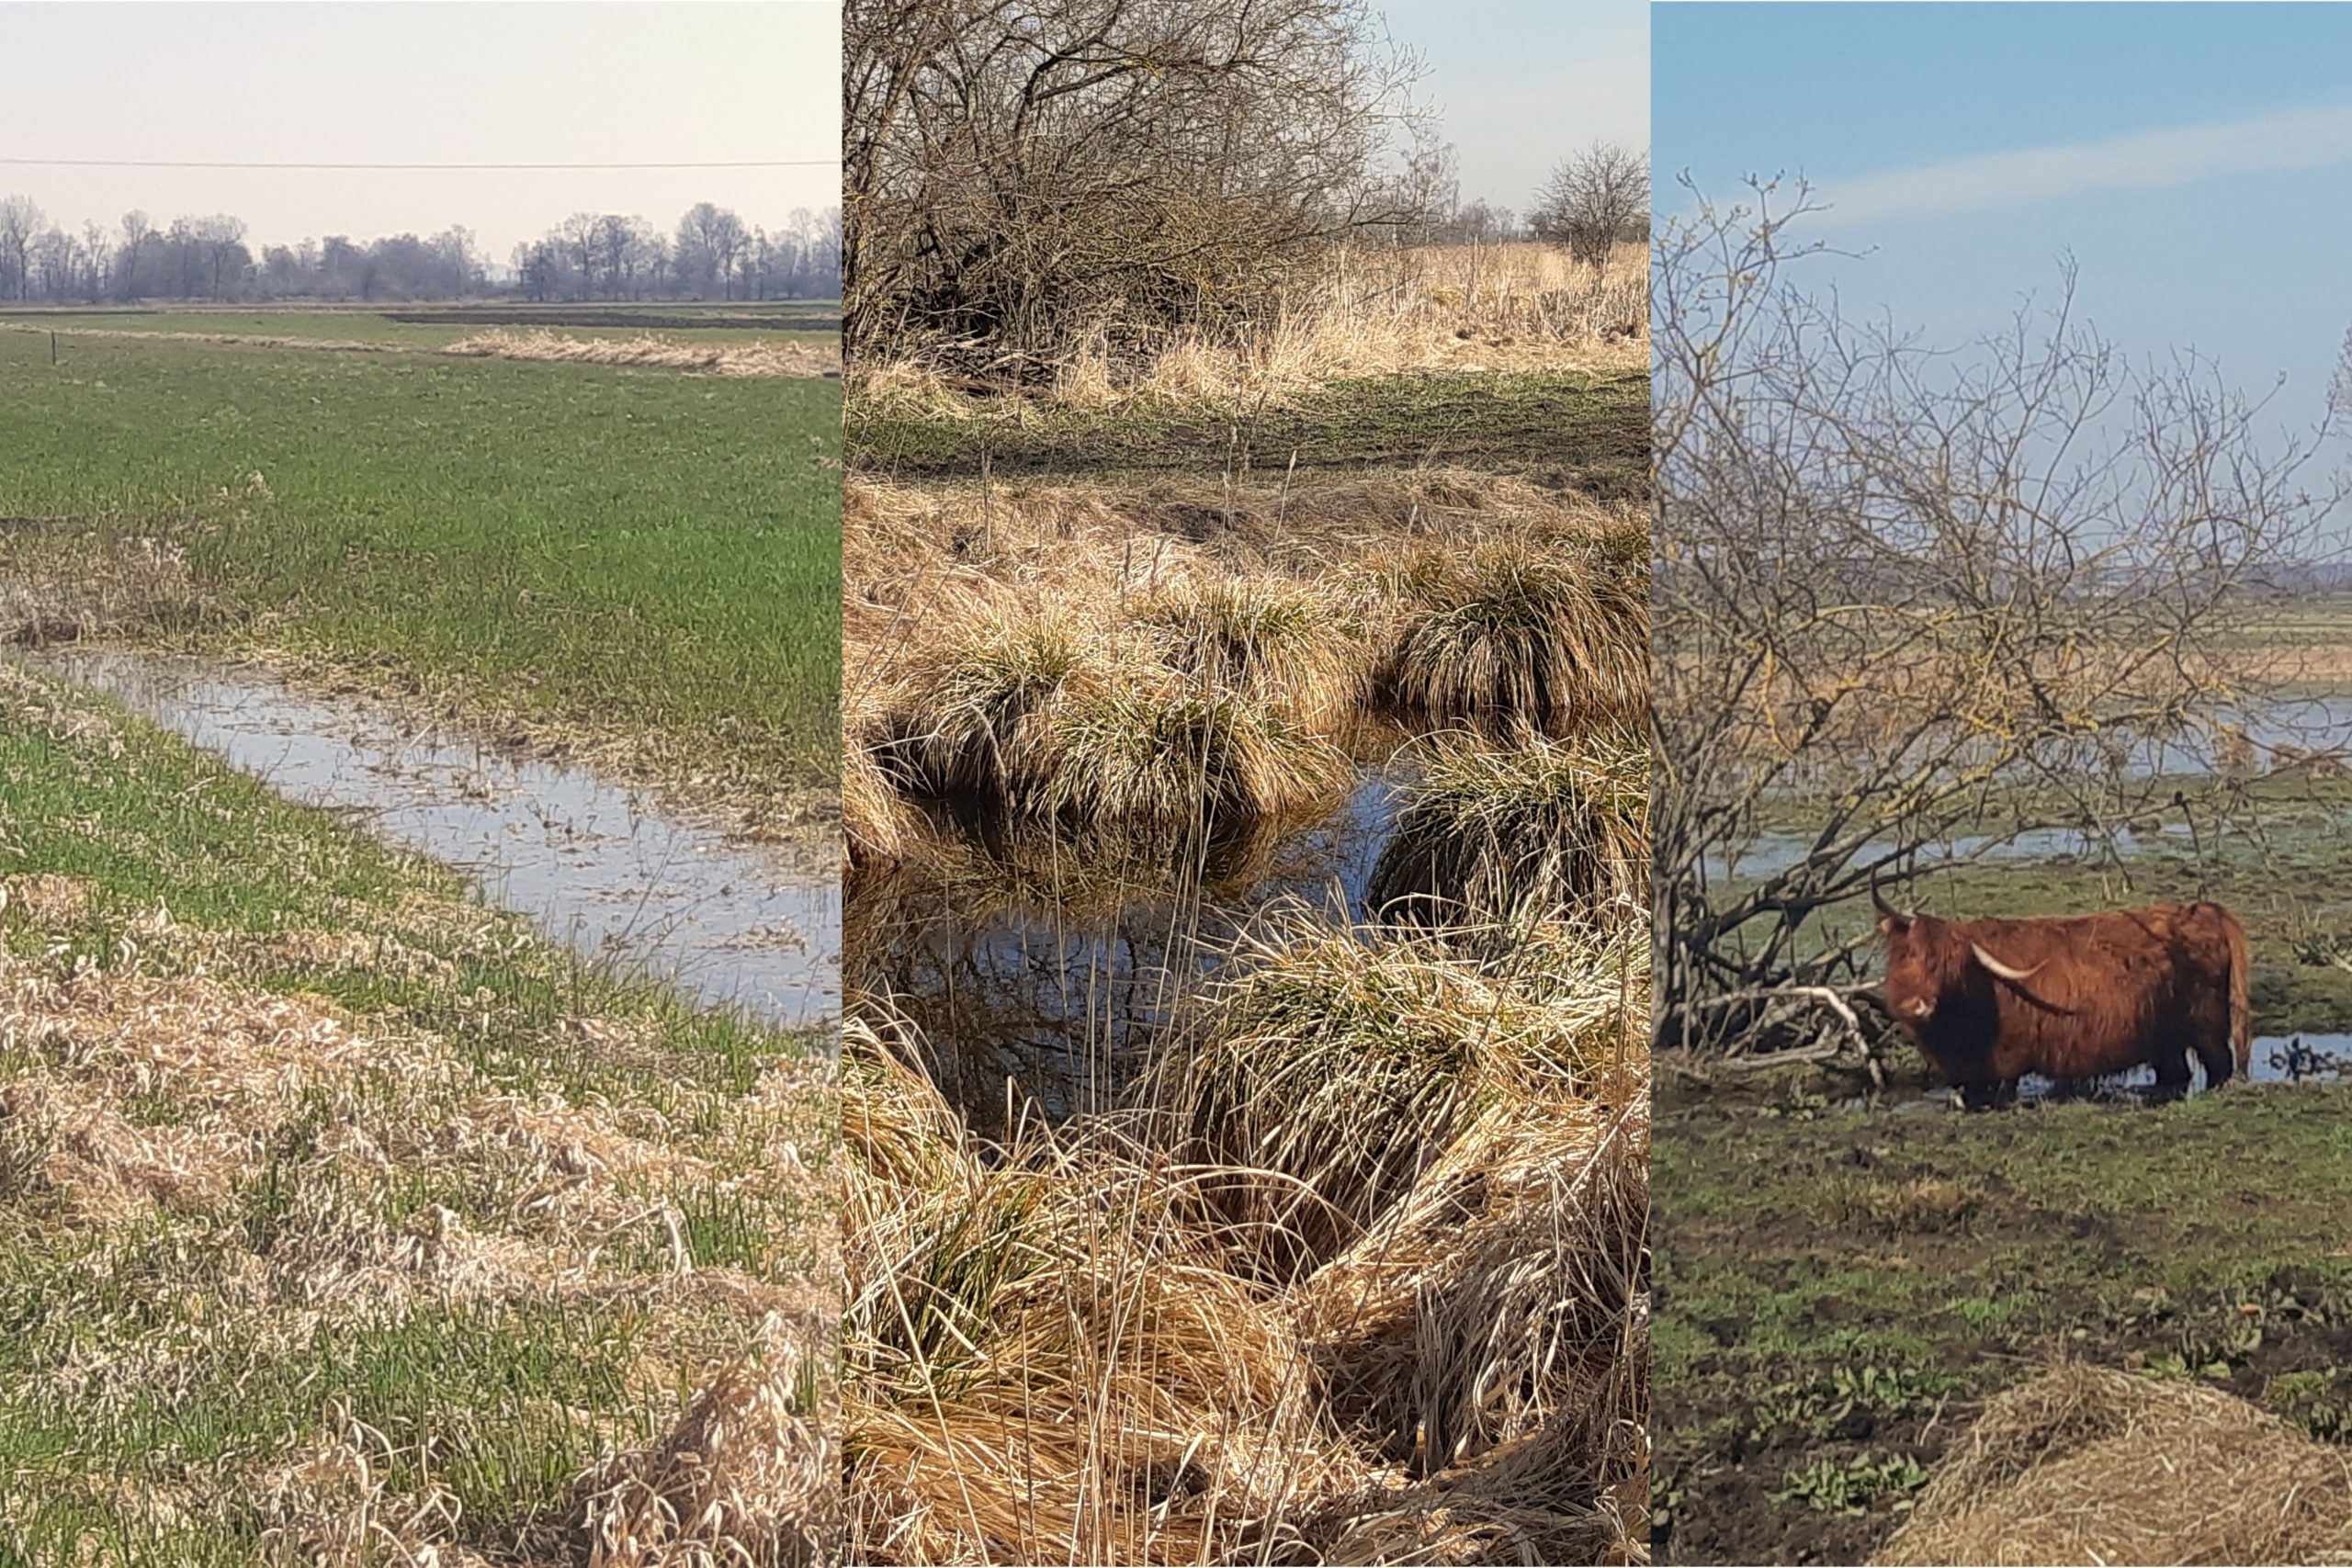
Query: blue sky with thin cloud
1656,3,2352,434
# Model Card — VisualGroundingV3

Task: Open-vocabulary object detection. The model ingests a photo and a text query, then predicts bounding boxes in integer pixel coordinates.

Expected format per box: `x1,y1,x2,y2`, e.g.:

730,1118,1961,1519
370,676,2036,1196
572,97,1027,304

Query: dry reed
443,330,841,378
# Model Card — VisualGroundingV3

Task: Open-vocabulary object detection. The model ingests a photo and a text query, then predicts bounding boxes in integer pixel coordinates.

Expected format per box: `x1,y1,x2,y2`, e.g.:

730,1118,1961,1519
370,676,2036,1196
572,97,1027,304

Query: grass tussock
1376,539,1648,735
0,527,216,648
873,612,1349,838
844,913,1651,1564
843,474,1645,869
1371,730,1651,931
443,328,841,378
1872,1364,2352,1566
1133,578,1367,728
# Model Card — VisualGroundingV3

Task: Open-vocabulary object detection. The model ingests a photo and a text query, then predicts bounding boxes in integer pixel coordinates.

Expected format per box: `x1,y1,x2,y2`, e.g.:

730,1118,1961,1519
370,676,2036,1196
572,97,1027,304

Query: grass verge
0,660,837,1564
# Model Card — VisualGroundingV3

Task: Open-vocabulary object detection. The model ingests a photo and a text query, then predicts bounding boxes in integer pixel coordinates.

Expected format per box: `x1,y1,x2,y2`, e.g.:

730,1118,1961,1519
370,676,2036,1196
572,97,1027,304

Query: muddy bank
20,646,840,1029
1653,1077,2352,1564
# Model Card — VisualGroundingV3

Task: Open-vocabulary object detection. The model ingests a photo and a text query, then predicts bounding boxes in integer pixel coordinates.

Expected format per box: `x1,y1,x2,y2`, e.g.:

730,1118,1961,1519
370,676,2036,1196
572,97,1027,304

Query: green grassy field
0,326,841,806
849,368,1647,493
0,661,831,1564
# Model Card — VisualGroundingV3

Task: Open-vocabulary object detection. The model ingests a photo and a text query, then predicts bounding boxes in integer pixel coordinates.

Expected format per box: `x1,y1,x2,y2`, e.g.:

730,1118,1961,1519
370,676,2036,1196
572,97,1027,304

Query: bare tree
1652,182,2339,1066
843,0,1430,372
0,195,43,300
1532,142,1646,276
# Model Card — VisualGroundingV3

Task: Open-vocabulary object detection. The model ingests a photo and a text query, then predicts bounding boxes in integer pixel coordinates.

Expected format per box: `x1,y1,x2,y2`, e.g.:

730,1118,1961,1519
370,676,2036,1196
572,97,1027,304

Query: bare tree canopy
844,0,1431,371
1532,141,1648,273
1652,181,2340,1063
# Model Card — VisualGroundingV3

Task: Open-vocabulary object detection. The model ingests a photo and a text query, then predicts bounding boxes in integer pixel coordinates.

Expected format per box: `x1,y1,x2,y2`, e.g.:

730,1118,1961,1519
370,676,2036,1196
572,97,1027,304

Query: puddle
856,754,1413,1134
23,647,840,1028
1707,822,2195,884
1871,1032,2340,1114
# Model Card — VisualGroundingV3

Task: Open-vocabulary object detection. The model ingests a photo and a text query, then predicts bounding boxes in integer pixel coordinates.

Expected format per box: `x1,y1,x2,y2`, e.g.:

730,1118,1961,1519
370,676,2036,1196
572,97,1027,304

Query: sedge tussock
1872,1364,2352,1566
1371,730,1651,931
442,330,841,378
1376,539,1649,735
1131,578,1369,728
572,1325,838,1568
1044,678,1350,832
842,1018,1363,1566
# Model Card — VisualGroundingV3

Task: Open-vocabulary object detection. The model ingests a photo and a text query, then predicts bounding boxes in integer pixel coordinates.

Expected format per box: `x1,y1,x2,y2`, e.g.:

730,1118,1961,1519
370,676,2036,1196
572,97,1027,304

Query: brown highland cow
1873,888,2252,1107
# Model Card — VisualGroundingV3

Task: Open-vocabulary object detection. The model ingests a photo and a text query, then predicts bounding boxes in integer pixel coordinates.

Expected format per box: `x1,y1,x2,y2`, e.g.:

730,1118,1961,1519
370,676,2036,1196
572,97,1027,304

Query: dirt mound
1874,1364,2352,1566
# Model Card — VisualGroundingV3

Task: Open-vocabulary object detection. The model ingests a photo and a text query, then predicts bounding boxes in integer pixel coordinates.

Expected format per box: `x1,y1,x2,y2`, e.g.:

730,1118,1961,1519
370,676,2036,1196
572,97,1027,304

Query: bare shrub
1654,181,2339,1062
844,0,1430,373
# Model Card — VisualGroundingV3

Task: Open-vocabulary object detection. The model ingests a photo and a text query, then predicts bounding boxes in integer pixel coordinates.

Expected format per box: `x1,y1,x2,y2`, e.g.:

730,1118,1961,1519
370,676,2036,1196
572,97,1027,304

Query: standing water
20,648,840,1029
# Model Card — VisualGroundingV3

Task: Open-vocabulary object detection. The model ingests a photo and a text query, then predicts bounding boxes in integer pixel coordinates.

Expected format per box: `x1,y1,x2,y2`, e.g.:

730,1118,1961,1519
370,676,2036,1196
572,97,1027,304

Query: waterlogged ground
0,658,833,1563
1662,759,2352,1562
0,324,842,801
1654,1073,2352,1565
24,646,839,1028
854,735,1413,1133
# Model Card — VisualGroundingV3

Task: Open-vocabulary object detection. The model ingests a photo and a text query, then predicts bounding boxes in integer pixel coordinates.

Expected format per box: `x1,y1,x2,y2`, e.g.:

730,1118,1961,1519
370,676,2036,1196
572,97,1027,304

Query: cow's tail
2226,907,2253,1080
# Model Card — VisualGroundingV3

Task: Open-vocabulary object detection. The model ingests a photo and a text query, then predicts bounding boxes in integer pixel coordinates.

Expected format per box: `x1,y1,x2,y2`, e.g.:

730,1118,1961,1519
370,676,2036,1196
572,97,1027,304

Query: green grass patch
848,369,1647,492
0,329,841,791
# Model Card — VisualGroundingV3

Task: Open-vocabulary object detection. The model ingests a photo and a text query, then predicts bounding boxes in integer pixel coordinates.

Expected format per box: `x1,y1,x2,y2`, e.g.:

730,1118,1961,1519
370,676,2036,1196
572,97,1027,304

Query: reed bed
857,241,1647,410
443,328,841,378
842,908,1651,1565
1371,729,1651,931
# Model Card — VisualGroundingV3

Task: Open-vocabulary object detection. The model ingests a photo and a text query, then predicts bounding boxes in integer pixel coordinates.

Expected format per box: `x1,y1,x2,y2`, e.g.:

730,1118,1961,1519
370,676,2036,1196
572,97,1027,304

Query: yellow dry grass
843,472,1645,866
842,914,1651,1565
1873,1364,2352,1566
443,329,842,378
856,241,1647,409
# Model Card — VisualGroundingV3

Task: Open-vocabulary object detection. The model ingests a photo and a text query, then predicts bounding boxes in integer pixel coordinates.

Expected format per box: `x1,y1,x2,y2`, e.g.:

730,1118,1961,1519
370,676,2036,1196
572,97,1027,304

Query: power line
0,154,842,170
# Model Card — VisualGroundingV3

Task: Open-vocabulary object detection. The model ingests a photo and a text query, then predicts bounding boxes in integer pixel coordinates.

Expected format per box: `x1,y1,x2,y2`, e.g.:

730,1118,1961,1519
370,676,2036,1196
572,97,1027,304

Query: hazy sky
0,2,840,260
1377,0,1646,218
1655,3,2352,438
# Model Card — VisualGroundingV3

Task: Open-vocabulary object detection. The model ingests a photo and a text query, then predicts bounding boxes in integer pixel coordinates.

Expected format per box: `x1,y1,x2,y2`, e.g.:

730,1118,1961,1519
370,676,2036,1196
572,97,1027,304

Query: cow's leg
2152,1044,2193,1104
1957,1079,2003,1111
2194,1035,2235,1090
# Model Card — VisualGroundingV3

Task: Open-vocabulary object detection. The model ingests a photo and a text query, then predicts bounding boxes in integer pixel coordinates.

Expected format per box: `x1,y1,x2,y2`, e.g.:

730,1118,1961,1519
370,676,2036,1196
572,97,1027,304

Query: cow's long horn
1871,874,1914,925
1971,942,2046,986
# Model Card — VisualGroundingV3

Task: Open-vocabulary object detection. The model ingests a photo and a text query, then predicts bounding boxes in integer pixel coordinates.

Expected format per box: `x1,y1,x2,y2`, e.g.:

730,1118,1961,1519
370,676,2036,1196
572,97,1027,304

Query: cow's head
1874,882,2046,1028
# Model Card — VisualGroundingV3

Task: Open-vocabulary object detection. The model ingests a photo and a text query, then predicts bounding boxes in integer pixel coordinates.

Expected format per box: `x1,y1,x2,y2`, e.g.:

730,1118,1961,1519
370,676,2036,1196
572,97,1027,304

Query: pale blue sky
0,3,839,257
1655,3,2352,435
1378,0,1646,217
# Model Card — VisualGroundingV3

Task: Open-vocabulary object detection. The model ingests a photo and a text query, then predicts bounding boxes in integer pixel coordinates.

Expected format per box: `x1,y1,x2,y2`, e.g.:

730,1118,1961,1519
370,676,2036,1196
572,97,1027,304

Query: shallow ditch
21,646,840,1029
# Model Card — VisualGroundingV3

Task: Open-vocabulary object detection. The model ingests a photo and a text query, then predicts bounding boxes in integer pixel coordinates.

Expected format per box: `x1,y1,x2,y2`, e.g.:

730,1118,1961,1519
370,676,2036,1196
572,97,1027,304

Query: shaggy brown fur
1875,897,2251,1104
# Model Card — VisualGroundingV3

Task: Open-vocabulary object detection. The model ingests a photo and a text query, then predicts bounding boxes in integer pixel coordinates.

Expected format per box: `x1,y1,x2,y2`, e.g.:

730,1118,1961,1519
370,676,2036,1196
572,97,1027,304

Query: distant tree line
0,194,841,304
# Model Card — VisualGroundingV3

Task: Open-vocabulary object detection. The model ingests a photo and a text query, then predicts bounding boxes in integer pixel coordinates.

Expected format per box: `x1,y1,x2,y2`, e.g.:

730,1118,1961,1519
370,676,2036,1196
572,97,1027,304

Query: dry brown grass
1370,730,1651,931
0,528,215,648
843,473,1645,869
842,911,1651,1566
855,242,1646,409
443,330,842,378
1873,1364,2352,1565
